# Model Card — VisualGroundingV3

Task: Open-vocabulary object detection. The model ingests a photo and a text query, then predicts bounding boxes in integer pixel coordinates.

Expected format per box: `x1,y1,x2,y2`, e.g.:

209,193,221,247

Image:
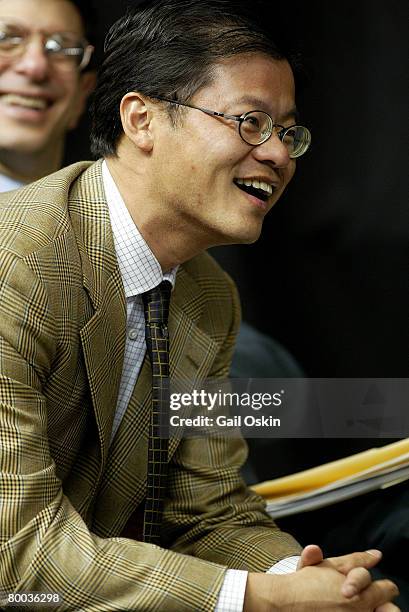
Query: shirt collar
0,173,24,193
102,160,177,298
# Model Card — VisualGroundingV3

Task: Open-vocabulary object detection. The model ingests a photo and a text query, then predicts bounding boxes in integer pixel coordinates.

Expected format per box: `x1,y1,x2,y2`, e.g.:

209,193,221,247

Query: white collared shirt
102,161,177,441
0,173,24,193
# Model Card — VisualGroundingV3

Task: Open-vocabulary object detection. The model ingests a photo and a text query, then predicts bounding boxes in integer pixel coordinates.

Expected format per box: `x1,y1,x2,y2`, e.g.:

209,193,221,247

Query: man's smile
0,92,52,110
0,89,57,122
233,176,277,201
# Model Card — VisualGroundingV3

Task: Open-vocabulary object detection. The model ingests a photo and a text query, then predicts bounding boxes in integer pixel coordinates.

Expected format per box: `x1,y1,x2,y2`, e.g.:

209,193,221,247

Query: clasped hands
244,544,400,611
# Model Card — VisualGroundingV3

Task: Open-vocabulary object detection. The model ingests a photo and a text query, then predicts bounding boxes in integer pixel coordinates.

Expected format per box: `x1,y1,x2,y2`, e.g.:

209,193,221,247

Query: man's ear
120,92,155,152
67,70,97,130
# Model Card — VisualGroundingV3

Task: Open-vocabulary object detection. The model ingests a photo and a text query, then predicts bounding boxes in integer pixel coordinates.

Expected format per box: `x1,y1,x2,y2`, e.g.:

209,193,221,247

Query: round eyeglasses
152,96,311,158
0,21,94,71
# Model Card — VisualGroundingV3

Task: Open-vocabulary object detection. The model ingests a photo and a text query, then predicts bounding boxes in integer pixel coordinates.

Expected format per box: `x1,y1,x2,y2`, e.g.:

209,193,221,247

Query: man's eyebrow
231,95,300,123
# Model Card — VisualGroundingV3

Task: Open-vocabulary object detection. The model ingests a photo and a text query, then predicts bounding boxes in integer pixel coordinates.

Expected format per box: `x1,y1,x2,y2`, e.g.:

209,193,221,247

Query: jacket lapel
69,161,127,469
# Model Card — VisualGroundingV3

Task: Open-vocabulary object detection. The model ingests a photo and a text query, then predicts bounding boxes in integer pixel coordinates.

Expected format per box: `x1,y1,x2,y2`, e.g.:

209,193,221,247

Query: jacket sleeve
162,271,302,570
0,251,227,612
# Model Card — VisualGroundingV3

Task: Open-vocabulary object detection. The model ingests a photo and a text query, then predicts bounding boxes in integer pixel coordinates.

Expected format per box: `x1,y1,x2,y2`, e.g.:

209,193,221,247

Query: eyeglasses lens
282,126,311,158
240,111,272,145
0,22,86,69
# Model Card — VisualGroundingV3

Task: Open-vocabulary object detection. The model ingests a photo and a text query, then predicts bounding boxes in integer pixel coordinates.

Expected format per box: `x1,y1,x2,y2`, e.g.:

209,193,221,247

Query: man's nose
252,132,292,168
13,39,50,81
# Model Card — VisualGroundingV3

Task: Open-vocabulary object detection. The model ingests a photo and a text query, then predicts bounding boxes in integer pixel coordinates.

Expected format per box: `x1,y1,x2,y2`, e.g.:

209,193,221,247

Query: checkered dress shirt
102,161,298,611
102,161,177,442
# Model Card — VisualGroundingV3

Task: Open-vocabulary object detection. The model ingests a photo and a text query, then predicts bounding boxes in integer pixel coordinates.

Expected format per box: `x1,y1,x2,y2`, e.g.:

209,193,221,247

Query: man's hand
243,566,400,612
297,544,385,597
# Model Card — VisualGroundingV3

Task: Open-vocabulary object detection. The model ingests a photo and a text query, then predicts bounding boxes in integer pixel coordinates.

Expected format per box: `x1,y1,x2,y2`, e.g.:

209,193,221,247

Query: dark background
66,0,408,397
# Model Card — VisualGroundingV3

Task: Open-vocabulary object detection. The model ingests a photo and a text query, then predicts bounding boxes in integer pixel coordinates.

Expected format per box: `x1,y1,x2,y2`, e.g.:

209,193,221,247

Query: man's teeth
0,93,48,110
236,178,273,196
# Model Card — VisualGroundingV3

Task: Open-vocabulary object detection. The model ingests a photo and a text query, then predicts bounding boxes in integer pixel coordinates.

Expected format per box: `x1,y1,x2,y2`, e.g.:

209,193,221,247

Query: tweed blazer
0,161,300,611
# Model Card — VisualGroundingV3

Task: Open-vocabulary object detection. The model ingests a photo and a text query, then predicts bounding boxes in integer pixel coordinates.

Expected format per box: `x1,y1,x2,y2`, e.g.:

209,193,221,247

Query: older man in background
0,0,95,192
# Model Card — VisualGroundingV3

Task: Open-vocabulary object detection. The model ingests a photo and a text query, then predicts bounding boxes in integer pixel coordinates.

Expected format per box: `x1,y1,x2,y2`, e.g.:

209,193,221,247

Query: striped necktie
141,280,172,544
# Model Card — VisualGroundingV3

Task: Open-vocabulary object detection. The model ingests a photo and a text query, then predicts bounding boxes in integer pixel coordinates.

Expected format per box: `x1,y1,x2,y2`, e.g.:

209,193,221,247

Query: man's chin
237,230,262,245
0,131,53,155
218,223,263,246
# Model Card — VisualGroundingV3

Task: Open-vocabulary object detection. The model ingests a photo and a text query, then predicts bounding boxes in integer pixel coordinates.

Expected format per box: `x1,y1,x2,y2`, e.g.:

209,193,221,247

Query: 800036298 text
4,592,62,607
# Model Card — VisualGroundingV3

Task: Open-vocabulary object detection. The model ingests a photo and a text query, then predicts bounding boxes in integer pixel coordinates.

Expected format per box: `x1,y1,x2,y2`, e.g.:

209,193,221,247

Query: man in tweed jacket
0,1,400,610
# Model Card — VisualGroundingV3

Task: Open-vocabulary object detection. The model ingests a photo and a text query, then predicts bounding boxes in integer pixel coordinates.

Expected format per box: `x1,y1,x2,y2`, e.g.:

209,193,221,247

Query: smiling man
0,0,400,610
0,0,95,191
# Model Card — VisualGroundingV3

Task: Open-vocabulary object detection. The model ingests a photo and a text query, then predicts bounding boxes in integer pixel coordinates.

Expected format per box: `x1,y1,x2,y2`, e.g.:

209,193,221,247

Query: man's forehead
233,94,299,122
0,0,85,34
204,55,296,120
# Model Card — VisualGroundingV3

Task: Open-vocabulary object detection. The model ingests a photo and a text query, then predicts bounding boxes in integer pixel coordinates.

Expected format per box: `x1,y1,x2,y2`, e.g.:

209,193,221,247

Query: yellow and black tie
141,280,172,544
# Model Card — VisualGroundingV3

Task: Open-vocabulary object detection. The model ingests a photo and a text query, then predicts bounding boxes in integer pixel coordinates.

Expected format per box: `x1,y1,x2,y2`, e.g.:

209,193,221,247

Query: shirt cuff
214,555,300,611
215,569,248,612
266,555,300,574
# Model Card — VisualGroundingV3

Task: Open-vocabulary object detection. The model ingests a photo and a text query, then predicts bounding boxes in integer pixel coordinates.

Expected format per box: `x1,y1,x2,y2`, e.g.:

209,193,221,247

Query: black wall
66,0,408,381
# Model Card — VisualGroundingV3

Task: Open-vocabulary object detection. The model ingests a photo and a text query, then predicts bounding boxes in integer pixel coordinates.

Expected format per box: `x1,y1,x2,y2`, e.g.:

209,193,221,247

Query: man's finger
327,549,382,573
341,567,371,597
375,605,401,612
296,544,324,570
367,579,400,609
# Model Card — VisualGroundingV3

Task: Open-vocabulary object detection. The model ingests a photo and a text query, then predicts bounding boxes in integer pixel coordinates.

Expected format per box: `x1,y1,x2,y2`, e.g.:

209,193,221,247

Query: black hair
90,0,291,157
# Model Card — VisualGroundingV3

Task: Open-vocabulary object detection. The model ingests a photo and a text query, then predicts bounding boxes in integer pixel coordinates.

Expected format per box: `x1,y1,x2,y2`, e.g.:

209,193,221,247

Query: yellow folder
251,438,409,499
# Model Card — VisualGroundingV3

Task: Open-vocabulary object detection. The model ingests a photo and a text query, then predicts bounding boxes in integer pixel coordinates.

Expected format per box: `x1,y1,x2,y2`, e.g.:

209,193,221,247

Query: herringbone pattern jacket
0,161,300,611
